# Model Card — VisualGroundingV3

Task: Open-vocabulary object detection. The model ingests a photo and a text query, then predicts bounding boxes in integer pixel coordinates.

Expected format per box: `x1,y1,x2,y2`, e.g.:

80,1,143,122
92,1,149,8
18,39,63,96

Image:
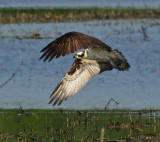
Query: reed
0,109,160,141
0,8,160,23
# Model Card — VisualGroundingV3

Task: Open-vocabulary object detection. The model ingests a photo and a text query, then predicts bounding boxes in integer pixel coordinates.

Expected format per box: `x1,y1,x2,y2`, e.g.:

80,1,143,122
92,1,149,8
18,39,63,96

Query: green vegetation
0,109,160,141
0,8,160,23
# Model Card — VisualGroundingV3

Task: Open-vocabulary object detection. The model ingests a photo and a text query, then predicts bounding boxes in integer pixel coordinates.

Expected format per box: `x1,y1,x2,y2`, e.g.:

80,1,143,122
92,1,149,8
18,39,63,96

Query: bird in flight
40,32,130,106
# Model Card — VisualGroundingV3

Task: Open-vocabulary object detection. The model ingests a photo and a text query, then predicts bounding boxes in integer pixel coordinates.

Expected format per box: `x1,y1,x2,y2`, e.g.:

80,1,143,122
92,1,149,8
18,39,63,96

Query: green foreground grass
0,8,160,23
0,109,160,141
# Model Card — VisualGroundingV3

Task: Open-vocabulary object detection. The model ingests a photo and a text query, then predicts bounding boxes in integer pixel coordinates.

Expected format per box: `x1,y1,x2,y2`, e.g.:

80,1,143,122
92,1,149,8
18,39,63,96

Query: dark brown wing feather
40,32,112,62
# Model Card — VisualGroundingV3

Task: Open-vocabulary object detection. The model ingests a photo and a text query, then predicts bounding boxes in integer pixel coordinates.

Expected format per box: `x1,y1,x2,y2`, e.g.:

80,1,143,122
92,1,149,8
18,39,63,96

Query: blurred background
1,0,160,8
0,0,160,110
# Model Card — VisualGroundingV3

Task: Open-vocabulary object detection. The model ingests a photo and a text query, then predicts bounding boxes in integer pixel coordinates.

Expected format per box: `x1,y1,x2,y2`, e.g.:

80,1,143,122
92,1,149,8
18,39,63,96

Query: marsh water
0,0,160,9
0,19,160,109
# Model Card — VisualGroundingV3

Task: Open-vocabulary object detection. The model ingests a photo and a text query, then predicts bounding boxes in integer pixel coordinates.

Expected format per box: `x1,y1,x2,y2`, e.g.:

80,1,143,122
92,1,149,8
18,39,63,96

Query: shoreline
0,7,160,24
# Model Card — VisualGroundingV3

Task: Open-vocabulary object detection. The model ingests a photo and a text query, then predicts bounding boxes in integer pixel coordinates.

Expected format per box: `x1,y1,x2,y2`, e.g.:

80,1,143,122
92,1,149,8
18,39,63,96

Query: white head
74,50,88,59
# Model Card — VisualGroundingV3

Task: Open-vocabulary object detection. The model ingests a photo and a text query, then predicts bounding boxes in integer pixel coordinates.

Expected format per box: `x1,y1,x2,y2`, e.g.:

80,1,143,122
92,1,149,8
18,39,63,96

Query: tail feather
112,49,130,71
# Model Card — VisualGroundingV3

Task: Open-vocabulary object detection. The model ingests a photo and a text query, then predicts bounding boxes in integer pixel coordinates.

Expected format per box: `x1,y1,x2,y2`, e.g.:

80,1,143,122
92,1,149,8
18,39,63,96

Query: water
0,0,160,9
0,19,160,109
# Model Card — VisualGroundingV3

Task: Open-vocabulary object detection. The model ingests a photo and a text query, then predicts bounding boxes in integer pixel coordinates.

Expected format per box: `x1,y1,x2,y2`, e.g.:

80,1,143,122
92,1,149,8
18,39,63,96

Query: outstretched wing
40,31,111,62
49,59,103,106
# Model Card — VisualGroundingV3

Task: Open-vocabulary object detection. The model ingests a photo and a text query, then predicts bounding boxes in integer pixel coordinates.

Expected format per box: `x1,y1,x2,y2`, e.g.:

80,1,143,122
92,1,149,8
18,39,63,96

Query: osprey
40,32,130,106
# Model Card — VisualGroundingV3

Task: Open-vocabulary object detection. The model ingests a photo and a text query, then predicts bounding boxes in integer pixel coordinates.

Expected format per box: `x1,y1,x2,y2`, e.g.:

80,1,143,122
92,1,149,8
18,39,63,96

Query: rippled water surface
0,19,160,109
0,0,160,9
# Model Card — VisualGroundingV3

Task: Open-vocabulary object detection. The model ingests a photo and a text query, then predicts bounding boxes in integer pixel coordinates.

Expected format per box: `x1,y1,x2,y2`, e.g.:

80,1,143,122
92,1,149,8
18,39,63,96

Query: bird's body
40,31,130,106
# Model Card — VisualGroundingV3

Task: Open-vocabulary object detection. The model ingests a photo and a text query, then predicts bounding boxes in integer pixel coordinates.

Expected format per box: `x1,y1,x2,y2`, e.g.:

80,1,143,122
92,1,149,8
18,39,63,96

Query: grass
0,109,160,141
0,7,160,23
